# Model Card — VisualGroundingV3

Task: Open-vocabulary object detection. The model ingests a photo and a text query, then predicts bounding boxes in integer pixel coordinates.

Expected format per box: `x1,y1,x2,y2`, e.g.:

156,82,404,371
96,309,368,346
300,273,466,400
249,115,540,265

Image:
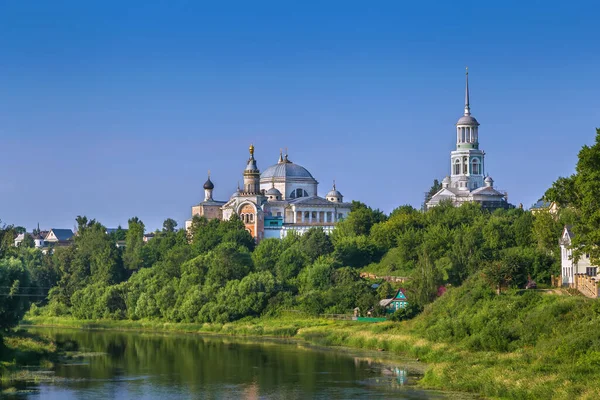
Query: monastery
185,146,352,241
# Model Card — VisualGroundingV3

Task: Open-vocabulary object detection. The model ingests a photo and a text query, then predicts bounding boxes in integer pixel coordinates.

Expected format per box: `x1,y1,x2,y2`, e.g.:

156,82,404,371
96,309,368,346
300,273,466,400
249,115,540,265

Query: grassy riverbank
22,276,600,400
0,330,57,384
21,310,598,399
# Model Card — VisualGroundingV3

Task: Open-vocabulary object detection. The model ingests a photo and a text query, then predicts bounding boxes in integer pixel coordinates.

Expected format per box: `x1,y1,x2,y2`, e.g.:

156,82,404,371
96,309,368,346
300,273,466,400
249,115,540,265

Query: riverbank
21,311,597,400
0,330,57,384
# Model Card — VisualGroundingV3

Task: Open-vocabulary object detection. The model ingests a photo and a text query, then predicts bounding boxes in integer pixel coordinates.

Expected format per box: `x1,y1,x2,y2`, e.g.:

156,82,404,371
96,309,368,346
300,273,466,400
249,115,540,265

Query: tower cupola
326,181,343,203
456,68,480,148
203,171,215,201
243,144,261,194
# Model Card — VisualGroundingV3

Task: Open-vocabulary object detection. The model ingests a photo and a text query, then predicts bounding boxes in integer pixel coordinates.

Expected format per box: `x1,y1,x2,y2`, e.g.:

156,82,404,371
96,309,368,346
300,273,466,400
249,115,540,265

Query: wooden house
379,289,408,314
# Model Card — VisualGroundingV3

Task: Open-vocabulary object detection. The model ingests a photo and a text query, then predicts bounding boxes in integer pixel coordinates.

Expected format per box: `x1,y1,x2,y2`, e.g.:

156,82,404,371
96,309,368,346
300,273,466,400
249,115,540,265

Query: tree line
6,128,600,333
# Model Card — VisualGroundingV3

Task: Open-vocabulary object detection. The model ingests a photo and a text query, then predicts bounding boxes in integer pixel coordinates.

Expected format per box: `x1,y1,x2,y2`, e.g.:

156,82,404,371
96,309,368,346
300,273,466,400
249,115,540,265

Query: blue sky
0,0,599,231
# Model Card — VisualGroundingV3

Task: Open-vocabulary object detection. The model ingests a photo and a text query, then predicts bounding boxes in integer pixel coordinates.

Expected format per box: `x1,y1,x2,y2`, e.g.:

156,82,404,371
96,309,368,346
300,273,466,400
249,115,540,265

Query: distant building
14,232,46,249
379,289,409,314
143,233,156,242
14,228,74,252
427,70,508,211
186,145,352,241
559,226,599,286
45,228,74,243
530,199,559,215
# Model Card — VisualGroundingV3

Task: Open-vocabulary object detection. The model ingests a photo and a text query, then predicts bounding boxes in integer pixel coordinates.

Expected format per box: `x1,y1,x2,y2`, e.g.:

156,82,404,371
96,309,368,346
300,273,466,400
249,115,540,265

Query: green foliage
0,258,32,332
546,128,600,264
124,217,145,270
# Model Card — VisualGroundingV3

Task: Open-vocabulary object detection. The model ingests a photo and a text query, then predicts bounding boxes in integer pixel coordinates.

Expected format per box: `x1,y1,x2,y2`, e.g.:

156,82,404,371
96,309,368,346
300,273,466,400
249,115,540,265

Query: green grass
0,330,57,383
21,282,600,399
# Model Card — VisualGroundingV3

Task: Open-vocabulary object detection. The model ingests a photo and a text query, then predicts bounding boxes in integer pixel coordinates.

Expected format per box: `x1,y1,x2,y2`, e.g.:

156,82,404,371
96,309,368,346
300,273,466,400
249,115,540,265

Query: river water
11,328,445,399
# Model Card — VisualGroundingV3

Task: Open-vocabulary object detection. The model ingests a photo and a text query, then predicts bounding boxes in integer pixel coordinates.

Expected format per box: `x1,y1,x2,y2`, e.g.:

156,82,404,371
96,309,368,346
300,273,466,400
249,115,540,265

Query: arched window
471,158,480,175
289,190,296,199
454,159,460,175
463,157,468,174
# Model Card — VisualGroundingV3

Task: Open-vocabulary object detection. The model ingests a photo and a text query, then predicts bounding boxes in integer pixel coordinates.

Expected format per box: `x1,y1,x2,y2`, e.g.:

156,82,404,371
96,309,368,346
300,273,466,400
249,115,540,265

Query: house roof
531,199,551,209
49,229,74,241
379,288,408,307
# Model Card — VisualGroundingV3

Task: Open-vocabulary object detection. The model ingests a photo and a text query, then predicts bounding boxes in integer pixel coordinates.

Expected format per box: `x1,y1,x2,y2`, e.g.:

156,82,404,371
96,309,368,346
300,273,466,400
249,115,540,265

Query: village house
559,225,599,286
530,199,559,215
379,289,409,314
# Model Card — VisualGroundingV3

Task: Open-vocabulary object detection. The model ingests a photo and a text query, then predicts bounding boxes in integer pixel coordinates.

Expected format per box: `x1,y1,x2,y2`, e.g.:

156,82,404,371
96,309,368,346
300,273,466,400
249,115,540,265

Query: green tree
124,217,145,271
546,129,600,264
425,179,442,204
300,228,333,262
163,218,178,233
251,239,282,273
0,258,32,332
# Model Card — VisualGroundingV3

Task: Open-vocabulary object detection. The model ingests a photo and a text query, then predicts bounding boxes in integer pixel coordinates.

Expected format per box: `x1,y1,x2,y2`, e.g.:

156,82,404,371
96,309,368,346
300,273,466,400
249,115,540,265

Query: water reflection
10,328,443,399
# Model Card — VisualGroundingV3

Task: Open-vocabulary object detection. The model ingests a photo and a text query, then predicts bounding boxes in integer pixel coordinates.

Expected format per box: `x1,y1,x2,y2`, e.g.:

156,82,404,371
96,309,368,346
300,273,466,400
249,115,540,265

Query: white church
426,70,508,211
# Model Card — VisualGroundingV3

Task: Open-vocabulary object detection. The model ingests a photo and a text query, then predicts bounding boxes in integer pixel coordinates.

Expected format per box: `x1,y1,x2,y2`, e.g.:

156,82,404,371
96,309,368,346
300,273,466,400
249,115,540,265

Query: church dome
261,161,316,181
266,187,281,196
456,115,479,126
203,177,214,190
327,188,342,198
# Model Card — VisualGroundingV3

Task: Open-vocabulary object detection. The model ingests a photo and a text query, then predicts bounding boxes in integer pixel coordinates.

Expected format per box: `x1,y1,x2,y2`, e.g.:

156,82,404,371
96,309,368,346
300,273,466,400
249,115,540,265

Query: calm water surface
12,328,445,399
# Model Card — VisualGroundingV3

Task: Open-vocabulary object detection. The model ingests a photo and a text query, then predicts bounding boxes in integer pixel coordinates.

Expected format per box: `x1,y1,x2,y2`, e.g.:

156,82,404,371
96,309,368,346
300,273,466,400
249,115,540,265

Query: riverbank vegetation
22,277,600,398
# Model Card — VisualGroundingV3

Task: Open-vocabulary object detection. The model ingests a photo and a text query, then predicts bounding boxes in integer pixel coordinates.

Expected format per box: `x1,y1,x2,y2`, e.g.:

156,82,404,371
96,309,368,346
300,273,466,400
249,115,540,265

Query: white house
559,226,599,286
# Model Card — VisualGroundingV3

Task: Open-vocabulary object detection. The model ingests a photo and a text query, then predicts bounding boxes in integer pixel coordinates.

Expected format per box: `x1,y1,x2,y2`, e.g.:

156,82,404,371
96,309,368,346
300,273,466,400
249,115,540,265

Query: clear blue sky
1,0,599,231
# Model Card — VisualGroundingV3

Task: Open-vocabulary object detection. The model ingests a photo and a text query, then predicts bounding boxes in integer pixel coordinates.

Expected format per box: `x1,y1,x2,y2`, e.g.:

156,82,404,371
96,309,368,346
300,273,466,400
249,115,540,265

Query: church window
471,158,480,175
277,212,282,217
454,159,460,175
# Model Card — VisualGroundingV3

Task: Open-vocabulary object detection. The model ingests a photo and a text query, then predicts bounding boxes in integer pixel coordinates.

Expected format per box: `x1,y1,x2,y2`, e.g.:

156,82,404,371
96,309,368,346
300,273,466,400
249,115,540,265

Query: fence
573,274,599,299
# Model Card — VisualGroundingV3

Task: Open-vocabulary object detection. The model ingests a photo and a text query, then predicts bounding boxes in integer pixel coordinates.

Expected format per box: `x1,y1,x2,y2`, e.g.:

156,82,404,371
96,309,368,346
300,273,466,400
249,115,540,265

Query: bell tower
450,68,485,191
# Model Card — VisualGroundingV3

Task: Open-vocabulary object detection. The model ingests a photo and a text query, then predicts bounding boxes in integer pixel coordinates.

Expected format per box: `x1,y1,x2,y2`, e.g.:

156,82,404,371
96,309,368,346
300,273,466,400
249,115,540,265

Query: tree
300,228,333,262
21,233,35,248
0,258,32,332
333,201,387,238
425,179,442,203
124,217,145,271
251,239,282,273
546,128,600,264
163,218,178,233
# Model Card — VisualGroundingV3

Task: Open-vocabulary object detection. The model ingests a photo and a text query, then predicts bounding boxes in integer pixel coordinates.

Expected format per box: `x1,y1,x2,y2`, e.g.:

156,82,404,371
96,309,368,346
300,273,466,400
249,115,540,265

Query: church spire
464,67,471,116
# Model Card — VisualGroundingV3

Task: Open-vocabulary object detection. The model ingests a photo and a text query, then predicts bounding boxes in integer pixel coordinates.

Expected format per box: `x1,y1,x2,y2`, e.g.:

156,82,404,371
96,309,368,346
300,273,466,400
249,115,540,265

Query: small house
379,289,409,314
45,228,74,243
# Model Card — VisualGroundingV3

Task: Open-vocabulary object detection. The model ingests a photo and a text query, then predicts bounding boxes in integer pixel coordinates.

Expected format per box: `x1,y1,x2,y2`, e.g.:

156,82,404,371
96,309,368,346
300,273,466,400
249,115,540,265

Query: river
10,328,446,399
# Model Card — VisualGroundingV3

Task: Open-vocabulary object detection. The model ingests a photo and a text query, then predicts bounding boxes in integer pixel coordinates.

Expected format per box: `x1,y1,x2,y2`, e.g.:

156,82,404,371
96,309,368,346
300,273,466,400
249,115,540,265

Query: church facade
185,145,352,241
427,70,508,210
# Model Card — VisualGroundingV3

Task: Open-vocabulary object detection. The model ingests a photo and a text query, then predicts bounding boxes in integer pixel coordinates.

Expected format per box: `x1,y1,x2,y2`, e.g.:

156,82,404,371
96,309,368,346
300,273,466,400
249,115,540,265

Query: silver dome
261,162,315,181
456,115,479,126
266,187,282,196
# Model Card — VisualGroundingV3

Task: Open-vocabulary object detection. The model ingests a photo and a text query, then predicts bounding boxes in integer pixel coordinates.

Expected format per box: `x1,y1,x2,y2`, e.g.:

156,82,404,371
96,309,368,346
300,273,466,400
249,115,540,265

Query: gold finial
249,143,255,155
